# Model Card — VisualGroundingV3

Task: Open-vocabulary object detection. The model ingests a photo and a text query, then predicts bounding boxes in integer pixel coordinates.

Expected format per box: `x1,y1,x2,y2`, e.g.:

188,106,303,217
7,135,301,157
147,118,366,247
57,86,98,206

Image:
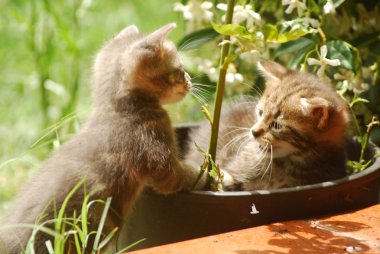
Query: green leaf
208,159,220,182
262,24,279,42
201,104,213,125
223,54,237,68
194,142,207,155
327,40,354,70
177,28,219,51
263,22,314,43
349,97,369,107
289,42,315,69
211,22,252,39
273,37,314,59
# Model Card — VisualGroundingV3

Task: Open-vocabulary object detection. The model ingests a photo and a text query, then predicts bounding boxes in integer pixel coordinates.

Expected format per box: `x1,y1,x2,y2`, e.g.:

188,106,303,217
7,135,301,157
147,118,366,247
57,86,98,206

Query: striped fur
185,60,350,190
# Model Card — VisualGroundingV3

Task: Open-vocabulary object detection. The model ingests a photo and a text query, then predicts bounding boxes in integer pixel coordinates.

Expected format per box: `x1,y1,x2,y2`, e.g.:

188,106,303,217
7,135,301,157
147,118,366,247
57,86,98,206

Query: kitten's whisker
235,101,258,107
178,35,219,51
224,125,250,130
191,84,212,93
191,95,206,105
260,145,273,181
191,87,210,99
238,94,259,101
190,74,208,80
223,133,250,152
222,128,249,139
190,90,207,104
191,88,211,104
178,38,215,52
244,144,269,178
239,81,254,89
191,86,213,97
191,86,211,95
192,82,214,88
253,144,270,168
223,134,246,151
178,37,199,51
236,136,251,156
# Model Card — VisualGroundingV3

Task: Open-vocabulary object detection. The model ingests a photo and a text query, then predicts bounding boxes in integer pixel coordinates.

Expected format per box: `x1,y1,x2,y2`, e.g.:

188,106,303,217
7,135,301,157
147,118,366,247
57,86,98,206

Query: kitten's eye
257,109,263,117
169,68,185,84
269,121,282,130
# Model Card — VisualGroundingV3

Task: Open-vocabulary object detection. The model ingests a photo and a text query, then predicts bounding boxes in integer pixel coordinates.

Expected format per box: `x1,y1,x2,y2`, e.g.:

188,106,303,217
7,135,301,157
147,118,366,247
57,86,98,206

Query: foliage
0,0,186,213
1,181,142,253
174,0,380,179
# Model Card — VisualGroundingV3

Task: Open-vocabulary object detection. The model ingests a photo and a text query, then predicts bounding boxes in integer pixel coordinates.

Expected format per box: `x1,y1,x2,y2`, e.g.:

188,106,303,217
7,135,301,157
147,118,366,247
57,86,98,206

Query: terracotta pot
123,124,380,250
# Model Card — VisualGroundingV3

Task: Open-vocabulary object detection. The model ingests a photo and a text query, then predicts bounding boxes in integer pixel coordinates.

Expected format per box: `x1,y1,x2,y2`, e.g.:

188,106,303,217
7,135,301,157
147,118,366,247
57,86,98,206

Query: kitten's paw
222,170,234,187
182,163,207,191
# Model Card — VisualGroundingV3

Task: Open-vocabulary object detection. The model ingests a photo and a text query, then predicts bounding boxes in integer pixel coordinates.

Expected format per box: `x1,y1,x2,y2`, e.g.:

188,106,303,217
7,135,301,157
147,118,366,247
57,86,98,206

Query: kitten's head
250,60,350,159
92,23,191,109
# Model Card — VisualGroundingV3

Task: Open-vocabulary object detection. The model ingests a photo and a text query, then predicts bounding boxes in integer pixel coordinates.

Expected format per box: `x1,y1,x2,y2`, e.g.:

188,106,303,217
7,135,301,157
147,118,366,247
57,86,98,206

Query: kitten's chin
159,93,187,105
262,144,294,159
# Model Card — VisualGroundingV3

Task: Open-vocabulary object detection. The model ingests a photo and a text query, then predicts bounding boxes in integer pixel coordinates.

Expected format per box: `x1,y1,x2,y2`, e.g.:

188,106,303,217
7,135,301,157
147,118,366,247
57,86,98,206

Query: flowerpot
123,124,380,251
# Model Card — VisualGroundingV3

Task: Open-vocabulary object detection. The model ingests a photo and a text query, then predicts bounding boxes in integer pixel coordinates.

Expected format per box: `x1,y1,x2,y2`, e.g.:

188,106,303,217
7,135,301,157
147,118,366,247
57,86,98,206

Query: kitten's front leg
150,160,206,193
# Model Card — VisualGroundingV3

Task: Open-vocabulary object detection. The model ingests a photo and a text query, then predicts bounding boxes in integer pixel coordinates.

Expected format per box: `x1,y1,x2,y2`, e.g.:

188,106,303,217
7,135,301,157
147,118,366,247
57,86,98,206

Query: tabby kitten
0,23,201,253
185,60,350,190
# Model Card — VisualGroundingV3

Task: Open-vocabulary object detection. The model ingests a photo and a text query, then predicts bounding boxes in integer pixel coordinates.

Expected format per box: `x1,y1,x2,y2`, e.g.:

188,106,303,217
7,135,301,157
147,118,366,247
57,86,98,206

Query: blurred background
0,0,204,215
1,0,379,216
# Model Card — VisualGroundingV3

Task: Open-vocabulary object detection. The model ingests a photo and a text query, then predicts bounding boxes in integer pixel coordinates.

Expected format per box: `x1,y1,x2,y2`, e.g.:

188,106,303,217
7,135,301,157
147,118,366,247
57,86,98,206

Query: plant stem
359,117,380,162
207,0,235,176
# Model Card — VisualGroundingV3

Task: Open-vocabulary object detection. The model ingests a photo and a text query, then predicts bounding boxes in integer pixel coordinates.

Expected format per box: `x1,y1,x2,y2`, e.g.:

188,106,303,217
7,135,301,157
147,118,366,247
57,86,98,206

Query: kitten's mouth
258,144,271,152
177,91,188,97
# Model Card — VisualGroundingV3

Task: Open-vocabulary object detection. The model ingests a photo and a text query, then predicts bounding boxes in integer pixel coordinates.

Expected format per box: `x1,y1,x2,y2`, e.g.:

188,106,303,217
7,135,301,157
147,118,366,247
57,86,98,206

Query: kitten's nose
185,71,192,89
251,127,264,138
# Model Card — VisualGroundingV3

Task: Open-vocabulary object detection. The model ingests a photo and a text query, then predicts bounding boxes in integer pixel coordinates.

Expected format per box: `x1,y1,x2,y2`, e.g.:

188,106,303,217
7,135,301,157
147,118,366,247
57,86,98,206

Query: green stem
207,0,235,178
349,94,363,137
39,74,49,126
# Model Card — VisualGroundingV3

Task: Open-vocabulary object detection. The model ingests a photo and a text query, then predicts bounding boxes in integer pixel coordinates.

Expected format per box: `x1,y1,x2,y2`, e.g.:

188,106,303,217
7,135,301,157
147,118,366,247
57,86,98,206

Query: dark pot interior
123,124,380,250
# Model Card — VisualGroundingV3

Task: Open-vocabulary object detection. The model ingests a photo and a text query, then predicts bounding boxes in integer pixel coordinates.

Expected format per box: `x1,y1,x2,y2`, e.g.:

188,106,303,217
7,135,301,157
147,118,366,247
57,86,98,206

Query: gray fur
0,23,201,253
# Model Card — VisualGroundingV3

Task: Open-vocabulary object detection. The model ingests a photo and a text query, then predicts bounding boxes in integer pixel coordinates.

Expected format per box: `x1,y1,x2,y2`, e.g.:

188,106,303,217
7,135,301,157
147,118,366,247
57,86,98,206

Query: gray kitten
0,23,201,253
186,61,350,190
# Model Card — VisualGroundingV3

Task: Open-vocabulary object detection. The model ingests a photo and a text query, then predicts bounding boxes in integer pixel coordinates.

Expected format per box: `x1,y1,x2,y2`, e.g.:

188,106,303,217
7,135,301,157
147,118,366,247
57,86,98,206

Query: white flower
334,70,369,94
217,4,261,28
226,72,244,83
225,64,244,85
282,0,307,16
173,3,192,20
307,45,341,77
298,16,320,28
173,1,213,30
323,0,336,14
239,50,266,66
197,59,218,82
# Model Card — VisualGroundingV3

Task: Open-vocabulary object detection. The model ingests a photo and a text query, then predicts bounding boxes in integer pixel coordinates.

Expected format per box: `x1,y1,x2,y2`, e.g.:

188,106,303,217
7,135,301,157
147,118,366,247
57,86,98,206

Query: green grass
0,0,201,215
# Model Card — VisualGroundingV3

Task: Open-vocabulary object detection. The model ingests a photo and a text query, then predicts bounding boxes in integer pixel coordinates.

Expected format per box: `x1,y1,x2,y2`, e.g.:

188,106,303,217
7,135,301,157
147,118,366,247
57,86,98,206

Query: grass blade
45,240,54,254
115,238,146,254
92,197,112,253
98,227,118,250
54,179,85,253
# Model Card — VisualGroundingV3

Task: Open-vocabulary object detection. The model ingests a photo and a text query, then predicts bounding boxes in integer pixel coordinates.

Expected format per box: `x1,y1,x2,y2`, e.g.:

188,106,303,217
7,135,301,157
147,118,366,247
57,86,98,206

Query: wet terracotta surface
129,204,380,254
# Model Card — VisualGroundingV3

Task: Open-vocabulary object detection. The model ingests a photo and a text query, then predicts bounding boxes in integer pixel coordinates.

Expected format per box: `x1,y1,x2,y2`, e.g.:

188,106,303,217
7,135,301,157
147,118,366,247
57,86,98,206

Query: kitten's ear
257,60,288,81
115,25,139,39
139,23,176,55
300,97,330,129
